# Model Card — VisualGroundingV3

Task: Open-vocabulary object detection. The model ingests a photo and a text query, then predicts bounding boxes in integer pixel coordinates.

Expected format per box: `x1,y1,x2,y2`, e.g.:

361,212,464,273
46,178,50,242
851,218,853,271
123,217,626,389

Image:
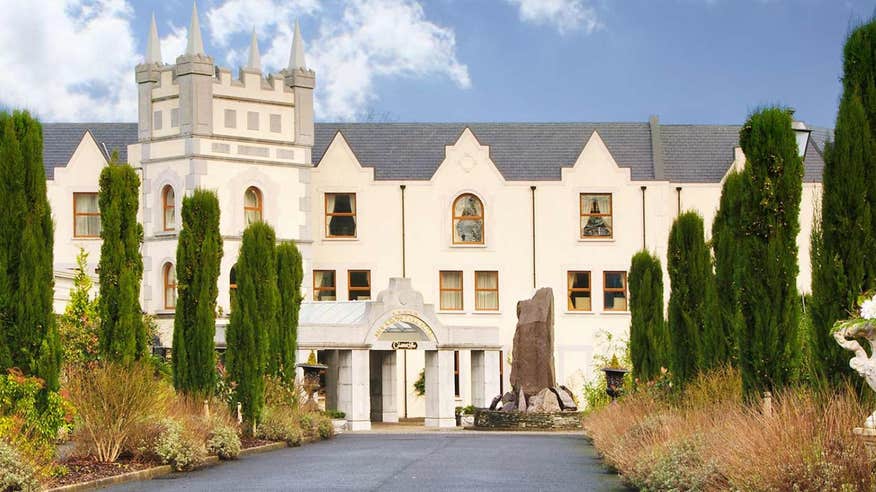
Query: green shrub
0,440,39,492
324,409,345,419
154,418,207,471
58,249,101,366
413,369,425,396
66,361,172,462
264,376,298,409
634,438,718,492
316,415,334,440
257,407,302,446
206,422,241,460
298,412,315,438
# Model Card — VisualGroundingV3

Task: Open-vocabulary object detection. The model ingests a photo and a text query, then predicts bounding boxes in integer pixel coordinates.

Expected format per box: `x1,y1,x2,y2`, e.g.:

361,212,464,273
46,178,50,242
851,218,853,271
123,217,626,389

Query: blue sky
0,0,871,127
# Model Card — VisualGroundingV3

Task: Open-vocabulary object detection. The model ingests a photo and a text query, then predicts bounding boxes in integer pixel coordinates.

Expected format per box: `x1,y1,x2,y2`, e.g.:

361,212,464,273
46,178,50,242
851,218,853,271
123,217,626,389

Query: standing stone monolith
510,287,556,397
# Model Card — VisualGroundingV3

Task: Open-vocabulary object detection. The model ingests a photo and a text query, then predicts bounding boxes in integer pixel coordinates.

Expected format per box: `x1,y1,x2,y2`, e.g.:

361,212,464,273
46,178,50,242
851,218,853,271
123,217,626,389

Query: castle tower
127,6,316,348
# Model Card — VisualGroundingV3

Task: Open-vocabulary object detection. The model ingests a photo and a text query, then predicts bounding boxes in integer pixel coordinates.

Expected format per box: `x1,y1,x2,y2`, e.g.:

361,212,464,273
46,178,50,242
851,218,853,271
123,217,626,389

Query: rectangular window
325,193,357,238
313,270,336,301
580,193,613,238
247,111,259,131
439,271,463,311
567,271,592,311
604,271,628,311
73,192,101,238
170,108,180,128
270,114,282,133
454,351,460,397
348,270,371,301
224,109,237,128
474,271,499,311
153,110,162,130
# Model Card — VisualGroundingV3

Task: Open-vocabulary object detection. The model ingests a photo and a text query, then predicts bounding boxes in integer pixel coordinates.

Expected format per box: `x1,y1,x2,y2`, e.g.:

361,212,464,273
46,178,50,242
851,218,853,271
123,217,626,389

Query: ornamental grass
583,366,876,491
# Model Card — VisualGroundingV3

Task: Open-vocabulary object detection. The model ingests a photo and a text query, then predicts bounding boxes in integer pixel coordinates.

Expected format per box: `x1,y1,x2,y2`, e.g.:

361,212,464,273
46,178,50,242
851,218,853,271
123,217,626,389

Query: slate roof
42,123,138,179
41,121,828,183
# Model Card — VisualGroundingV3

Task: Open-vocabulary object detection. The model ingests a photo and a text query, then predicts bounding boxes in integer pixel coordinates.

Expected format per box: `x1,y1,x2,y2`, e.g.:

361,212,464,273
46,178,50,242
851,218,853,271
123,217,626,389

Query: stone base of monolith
854,427,876,459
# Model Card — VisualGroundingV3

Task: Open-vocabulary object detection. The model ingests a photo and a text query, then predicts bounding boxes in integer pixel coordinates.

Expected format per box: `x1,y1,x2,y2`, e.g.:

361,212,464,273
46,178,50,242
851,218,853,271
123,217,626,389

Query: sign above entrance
392,341,418,350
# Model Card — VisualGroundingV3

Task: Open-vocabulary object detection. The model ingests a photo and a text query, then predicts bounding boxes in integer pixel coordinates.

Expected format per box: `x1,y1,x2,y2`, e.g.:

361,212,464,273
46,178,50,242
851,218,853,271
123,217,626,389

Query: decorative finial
246,28,261,71
146,13,162,64
185,0,206,56
288,19,307,71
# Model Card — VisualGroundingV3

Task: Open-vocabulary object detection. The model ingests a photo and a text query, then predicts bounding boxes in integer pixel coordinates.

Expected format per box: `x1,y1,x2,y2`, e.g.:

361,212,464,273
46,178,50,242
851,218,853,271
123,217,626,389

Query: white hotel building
41,8,828,430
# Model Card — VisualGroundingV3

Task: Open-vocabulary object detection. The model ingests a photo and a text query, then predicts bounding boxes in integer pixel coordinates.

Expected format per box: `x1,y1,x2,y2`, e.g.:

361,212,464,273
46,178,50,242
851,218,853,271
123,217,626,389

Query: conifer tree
628,250,670,383
173,189,223,395
226,222,278,426
667,211,719,385
711,170,746,366
0,111,60,390
810,21,876,384
98,155,145,365
737,108,803,396
273,241,303,383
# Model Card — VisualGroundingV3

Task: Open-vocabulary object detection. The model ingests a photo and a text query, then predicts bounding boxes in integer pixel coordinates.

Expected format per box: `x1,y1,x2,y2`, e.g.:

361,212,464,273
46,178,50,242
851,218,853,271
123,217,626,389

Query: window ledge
577,238,615,243
153,231,177,238
601,311,631,316
323,237,359,242
437,310,467,315
449,243,487,249
73,237,101,241
565,311,596,315
154,309,175,318
471,310,502,315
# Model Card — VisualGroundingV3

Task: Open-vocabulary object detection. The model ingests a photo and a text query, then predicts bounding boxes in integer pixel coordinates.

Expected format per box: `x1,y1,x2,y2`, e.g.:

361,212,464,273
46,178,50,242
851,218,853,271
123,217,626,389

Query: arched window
229,264,238,310
244,187,262,225
452,193,484,244
163,263,177,310
162,185,175,231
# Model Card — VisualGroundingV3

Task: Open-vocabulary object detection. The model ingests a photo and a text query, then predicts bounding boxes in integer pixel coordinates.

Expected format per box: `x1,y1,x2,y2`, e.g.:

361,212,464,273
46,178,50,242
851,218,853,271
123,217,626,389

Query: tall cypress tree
226,222,278,426
628,250,670,383
98,155,145,365
711,170,746,367
0,111,60,390
810,91,873,383
173,189,223,395
273,241,303,383
737,108,803,396
667,211,719,385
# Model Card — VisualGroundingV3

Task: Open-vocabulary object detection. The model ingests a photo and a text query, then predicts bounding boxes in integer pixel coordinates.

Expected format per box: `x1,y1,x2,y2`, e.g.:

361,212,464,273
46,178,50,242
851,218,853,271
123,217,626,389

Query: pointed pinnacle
247,28,261,71
185,0,206,56
146,13,162,64
288,19,307,71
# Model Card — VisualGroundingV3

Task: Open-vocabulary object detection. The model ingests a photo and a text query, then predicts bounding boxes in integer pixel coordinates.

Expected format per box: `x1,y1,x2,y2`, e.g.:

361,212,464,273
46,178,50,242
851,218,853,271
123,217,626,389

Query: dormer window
325,193,356,238
452,194,484,244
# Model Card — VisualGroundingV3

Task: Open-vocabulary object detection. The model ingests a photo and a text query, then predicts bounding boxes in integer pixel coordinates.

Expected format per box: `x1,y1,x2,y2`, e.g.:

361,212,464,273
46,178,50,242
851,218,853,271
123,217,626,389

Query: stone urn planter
601,359,629,402
332,418,347,434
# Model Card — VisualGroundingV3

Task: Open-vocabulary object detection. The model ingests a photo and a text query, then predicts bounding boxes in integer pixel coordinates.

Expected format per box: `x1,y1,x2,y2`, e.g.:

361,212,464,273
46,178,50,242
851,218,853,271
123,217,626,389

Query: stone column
483,350,501,403
425,350,456,428
337,349,371,431
470,350,485,408
382,351,398,423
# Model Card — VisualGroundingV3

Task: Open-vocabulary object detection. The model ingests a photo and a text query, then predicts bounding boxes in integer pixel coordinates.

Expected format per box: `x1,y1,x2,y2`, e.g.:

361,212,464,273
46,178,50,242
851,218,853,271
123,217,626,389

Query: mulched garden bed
48,456,158,487
240,437,274,449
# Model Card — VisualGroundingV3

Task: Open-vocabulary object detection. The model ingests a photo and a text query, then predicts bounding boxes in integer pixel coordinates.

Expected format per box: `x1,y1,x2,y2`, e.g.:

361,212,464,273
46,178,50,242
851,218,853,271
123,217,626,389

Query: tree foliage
667,211,719,385
810,21,876,385
628,250,670,383
98,155,146,365
273,241,303,383
711,170,746,367
736,107,803,396
173,189,223,395
58,249,100,366
226,222,278,425
0,111,60,391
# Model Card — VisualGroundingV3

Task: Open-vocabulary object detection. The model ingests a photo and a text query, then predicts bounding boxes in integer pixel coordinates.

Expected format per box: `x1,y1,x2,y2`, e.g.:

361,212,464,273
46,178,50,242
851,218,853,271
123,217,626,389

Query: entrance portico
298,278,501,430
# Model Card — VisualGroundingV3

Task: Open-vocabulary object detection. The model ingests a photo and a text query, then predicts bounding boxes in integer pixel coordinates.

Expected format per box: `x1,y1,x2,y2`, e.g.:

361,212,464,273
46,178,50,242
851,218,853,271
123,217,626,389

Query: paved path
109,433,630,492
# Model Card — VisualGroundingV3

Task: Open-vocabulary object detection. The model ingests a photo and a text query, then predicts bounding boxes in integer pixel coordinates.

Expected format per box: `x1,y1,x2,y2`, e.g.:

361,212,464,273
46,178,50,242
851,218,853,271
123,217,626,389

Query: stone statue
834,321,876,428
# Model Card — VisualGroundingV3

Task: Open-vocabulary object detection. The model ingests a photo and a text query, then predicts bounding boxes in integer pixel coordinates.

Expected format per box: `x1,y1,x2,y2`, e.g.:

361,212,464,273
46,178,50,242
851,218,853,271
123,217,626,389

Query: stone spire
185,1,206,56
146,13,162,64
246,28,261,71
288,20,307,71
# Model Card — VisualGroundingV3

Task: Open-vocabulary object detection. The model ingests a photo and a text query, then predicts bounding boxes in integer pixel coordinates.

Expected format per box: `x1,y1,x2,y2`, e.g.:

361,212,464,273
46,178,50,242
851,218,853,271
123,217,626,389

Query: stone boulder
527,387,561,413
552,387,578,411
510,288,556,397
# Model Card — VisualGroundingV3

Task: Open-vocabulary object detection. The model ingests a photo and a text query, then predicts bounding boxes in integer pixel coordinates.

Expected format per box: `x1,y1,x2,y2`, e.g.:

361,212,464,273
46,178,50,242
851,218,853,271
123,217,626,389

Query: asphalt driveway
107,432,629,491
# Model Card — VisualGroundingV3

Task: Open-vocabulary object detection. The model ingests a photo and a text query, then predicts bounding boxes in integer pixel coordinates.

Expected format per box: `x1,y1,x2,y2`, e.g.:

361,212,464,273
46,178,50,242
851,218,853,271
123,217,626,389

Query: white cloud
0,0,138,121
506,0,603,35
0,0,470,122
